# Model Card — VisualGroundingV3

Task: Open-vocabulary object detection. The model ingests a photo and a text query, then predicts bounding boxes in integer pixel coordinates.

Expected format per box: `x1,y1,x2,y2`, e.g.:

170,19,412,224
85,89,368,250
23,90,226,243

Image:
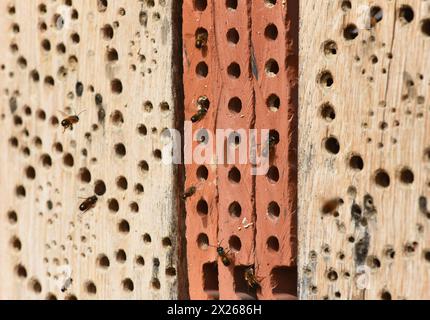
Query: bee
262,134,278,158
182,186,196,200
191,96,210,123
59,109,86,132
210,241,233,266
244,267,261,289
79,195,98,215
61,277,73,292
195,29,208,49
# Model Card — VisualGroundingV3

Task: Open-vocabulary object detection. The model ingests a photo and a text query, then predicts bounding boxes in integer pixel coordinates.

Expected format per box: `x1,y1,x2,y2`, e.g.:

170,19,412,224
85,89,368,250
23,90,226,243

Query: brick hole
79,168,91,183
266,94,280,111
28,278,43,295
25,166,36,180
264,0,277,8
142,233,152,244
166,267,176,276
203,262,219,298
106,48,118,62
15,264,27,278
271,266,297,298
85,281,97,295
228,97,242,113
226,28,239,45
195,27,208,48
94,180,106,195
267,236,279,252
226,0,238,10
196,61,208,78
399,167,414,184
228,235,241,252
63,153,74,167
137,124,148,136
268,201,280,219
266,166,279,183
197,199,208,216
7,210,18,224
97,254,110,269
320,103,336,121
265,59,279,77
323,40,337,56
234,266,258,300
194,0,207,11
118,219,130,234
197,233,209,250
265,23,278,40
228,167,241,183
116,176,128,190
324,136,340,154
228,201,242,218
318,70,334,87
129,202,139,213
15,185,26,198
227,62,241,78
374,169,390,188
122,278,134,292
116,249,127,263
151,278,161,290
135,255,145,266
196,165,209,181
108,198,119,212
349,154,364,171
344,24,359,40
399,5,414,24
111,79,123,94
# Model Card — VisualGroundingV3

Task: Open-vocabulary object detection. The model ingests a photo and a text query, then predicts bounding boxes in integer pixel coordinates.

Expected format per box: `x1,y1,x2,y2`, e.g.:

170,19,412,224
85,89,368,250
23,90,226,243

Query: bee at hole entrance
59,109,86,132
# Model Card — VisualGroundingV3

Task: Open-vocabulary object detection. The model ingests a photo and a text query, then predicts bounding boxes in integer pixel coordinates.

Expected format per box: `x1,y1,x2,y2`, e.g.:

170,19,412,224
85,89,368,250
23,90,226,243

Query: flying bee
182,186,196,200
244,267,261,289
79,195,98,215
61,277,73,292
59,109,86,132
191,107,208,123
195,29,208,49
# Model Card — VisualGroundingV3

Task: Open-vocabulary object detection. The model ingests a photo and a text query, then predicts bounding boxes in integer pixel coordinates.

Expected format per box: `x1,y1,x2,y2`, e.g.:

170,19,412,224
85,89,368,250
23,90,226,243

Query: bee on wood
191,96,209,123
195,29,208,49
61,277,73,292
59,109,86,132
79,195,98,215
182,186,196,200
244,267,261,289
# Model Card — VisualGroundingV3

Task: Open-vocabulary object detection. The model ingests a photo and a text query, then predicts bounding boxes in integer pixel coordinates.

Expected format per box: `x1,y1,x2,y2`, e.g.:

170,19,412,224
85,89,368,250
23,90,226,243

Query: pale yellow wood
299,0,430,300
0,0,179,299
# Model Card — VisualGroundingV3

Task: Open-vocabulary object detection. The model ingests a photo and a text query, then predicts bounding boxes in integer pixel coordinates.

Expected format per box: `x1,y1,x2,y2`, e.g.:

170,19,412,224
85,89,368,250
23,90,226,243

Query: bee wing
57,109,69,117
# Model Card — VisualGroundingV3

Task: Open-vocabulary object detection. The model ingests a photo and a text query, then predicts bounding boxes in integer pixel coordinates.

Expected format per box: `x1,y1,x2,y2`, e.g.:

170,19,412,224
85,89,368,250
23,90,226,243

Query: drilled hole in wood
111,79,123,94
323,40,337,56
97,254,110,269
399,167,414,184
7,210,18,224
122,278,134,292
118,219,130,234
344,24,359,40
399,5,414,24
374,169,390,188
151,278,161,290
116,249,126,263
63,153,74,167
15,185,26,198
85,281,97,295
97,0,108,12
320,103,336,121
349,154,364,171
108,198,119,212
94,180,106,195
318,70,334,87
370,6,383,24
324,136,340,154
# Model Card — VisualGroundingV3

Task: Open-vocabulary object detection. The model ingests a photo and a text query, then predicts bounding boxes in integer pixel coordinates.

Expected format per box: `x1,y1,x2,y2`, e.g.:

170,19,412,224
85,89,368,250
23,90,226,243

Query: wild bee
210,241,233,266
195,29,208,49
59,109,86,132
182,186,196,200
191,96,209,123
61,277,73,292
244,267,261,289
79,195,98,215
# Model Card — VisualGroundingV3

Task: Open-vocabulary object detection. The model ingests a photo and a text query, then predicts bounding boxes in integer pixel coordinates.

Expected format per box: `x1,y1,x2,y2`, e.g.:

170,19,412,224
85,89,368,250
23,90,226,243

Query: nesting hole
227,62,241,78
265,24,278,40
196,165,209,180
266,166,280,183
324,137,340,154
271,267,297,297
267,236,280,252
196,61,208,78
203,262,219,294
229,236,242,252
228,201,242,218
227,28,239,45
374,169,390,188
268,201,280,219
349,154,364,171
197,199,209,216
228,97,242,113
94,180,106,195
399,167,414,184
228,167,241,183
265,59,279,77
97,254,110,269
344,24,359,40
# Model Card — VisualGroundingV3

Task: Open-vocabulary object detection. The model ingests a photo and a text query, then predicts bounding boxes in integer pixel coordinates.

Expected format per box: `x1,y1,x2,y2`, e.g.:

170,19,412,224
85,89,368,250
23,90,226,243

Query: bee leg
69,124,74,131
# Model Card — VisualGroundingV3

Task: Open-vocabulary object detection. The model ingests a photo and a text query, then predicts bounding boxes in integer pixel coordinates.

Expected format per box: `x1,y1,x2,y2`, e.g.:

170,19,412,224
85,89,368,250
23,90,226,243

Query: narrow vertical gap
285,0,299,291
172,0,189,300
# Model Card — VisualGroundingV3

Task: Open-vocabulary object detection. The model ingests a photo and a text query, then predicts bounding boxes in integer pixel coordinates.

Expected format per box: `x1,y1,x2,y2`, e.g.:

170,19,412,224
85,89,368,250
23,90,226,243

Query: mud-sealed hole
271,266,297,298
234,266,258,300
203,262,219,299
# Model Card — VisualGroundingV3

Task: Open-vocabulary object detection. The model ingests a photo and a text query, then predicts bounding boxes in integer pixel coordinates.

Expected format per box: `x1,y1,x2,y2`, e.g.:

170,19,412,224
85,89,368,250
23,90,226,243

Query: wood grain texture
0,0,179,300
299,0,430,300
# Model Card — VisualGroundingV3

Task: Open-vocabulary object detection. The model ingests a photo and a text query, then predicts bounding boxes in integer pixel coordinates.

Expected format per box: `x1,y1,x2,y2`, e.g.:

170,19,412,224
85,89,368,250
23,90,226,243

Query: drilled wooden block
0,0,180,299
299,0,430,300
